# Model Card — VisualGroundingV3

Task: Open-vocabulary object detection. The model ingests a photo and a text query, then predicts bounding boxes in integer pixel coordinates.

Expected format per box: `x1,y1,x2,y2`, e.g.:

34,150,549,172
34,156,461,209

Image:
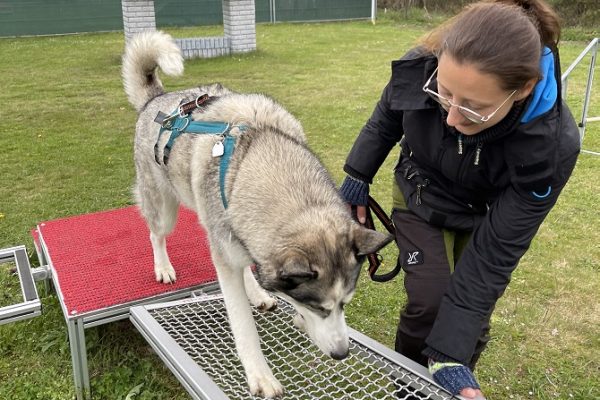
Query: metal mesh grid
149,296,454,400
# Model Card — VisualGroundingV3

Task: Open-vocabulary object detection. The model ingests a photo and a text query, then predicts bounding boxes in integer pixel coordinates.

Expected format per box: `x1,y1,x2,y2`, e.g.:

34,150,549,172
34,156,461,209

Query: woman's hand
429,359,486,399
354,205,367,224
460,387,486,399
339,175,369,224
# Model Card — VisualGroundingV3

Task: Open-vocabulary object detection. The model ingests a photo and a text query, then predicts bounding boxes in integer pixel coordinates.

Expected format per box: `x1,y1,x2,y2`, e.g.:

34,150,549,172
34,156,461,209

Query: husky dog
122,31,392,397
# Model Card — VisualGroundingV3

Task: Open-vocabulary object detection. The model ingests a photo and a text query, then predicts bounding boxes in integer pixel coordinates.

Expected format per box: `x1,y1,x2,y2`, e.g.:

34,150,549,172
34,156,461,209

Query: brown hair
420,0,561,91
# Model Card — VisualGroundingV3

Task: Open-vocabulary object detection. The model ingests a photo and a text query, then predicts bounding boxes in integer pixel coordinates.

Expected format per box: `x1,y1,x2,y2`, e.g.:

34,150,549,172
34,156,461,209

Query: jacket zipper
403,163,429,206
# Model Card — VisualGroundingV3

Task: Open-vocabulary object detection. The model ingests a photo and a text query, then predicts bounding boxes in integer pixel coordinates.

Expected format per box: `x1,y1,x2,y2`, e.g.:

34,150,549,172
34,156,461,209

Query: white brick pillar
122,0,157,42
222,0,256,53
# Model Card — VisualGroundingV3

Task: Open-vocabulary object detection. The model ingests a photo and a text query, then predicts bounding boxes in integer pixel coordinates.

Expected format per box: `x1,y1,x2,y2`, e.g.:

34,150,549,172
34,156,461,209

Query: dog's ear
278,255,317,287
353,225,394,256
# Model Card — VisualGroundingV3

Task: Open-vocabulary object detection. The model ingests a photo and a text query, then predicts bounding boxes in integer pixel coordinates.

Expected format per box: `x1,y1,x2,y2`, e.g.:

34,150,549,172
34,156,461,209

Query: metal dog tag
212,141,224,157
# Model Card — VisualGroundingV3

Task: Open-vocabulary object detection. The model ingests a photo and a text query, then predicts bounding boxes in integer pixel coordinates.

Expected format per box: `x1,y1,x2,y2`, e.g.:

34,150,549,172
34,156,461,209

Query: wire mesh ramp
130,294,457,400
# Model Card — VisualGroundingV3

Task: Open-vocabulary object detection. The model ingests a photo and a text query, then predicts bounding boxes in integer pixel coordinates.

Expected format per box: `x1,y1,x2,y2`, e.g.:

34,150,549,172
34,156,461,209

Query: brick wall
176,37,232,59
223,0,256,53
121,0,257,57
121,0,156,42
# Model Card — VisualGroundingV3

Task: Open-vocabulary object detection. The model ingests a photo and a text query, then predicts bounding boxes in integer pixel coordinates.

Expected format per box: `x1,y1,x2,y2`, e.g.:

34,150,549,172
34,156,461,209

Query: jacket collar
389,48,438,111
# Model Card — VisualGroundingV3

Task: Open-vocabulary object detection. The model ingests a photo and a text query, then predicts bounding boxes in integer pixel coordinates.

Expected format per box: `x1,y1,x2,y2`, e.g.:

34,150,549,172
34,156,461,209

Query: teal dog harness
154,94,244,208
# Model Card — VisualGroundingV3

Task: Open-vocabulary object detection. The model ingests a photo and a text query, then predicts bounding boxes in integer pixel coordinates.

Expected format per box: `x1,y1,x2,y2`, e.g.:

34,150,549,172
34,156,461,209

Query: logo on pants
405,250,423,265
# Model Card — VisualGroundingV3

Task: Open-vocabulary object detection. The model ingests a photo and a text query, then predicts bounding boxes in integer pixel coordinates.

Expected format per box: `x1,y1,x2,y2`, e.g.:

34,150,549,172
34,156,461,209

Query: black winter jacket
344,48,580,365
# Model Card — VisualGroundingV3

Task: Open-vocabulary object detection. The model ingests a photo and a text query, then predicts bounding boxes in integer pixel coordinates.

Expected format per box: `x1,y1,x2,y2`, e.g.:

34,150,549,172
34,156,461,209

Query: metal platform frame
32,232,216,400
130,293,459,400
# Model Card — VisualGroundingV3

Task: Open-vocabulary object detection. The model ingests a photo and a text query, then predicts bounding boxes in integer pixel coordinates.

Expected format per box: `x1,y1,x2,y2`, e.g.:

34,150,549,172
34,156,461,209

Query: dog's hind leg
136,185,179,283
243,267,277,311
213,253,283,398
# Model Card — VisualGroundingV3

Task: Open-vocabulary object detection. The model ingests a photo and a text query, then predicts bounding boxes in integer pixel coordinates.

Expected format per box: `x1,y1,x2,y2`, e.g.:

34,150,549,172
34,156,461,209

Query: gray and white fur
122,31,393,398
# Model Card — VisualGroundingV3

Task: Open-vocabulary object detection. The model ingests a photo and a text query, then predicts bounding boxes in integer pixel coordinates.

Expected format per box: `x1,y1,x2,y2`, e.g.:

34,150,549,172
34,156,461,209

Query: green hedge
377,0,598,27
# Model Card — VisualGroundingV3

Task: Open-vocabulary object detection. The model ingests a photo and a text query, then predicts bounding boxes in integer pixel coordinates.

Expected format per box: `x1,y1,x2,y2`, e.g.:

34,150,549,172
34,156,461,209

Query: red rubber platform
34,206,217,317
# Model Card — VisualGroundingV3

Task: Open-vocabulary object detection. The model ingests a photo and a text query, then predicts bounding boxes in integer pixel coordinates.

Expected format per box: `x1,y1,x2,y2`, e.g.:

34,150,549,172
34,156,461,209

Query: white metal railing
561,38,599,156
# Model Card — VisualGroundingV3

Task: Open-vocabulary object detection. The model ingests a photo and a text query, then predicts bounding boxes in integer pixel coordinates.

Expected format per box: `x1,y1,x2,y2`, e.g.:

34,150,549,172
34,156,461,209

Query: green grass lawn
0,16,598,400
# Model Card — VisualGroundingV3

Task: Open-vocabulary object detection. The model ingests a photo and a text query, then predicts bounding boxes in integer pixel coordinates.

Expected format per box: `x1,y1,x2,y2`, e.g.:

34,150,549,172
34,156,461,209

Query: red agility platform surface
35,206,217,317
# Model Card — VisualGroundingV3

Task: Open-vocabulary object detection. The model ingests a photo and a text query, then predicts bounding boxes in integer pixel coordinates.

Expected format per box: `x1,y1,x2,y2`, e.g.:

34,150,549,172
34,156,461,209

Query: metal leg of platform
67,318,91,400
32,230,54,296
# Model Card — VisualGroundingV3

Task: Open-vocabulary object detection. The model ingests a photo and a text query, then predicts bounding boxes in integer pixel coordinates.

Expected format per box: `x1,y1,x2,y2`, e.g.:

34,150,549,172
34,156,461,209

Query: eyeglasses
422,67,517,124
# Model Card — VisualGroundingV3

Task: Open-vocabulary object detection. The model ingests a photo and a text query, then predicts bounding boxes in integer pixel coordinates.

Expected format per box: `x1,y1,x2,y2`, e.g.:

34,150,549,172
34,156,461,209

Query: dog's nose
330,348,349,360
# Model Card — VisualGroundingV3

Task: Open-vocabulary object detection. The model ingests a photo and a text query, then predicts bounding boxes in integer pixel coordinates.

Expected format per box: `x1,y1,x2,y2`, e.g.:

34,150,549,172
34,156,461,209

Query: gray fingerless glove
339,175,369,206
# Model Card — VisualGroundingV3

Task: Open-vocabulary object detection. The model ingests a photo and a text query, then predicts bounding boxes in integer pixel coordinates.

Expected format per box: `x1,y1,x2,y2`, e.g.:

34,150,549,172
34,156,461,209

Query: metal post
580,39,597,142
270,0,276,23
561,37,599,156
67,318,91,400
371,0,377,24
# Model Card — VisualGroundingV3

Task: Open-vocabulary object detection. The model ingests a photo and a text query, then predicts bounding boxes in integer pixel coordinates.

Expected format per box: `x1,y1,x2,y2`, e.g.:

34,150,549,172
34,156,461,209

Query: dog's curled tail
122,31,183,112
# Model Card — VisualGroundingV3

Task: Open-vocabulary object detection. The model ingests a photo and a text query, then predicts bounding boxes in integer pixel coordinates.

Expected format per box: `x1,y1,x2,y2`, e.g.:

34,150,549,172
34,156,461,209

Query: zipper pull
404,164,419,180
415,179,429,206
457,134,464,155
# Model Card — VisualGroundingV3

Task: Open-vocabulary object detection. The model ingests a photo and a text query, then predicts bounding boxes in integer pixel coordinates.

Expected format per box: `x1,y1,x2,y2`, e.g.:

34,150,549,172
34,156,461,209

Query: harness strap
153,96,242,209
219,135,236,209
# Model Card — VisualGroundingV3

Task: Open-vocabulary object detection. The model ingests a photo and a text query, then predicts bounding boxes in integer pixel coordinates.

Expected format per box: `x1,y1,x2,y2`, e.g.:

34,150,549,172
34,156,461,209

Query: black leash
363,196,402,282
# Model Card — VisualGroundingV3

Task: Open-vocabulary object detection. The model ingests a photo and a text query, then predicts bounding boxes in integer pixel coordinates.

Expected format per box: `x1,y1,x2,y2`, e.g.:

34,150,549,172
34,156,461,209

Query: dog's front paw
293,313,306,332
244,280,278,311
155,264,177,283
255,296,278,312
246,369,283,398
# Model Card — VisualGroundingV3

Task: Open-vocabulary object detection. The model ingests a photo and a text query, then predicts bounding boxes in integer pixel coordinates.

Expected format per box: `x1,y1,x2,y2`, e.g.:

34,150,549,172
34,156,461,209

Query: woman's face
436,54,526,136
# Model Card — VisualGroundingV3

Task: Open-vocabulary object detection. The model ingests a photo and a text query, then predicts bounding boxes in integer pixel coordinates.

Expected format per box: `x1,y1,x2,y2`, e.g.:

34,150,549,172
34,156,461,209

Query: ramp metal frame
0,245,41,325
131,294,458,400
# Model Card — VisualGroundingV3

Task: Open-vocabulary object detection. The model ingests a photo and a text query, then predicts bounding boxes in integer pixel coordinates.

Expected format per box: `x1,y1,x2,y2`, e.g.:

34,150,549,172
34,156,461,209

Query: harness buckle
156,112,178,129
175,117,190,132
